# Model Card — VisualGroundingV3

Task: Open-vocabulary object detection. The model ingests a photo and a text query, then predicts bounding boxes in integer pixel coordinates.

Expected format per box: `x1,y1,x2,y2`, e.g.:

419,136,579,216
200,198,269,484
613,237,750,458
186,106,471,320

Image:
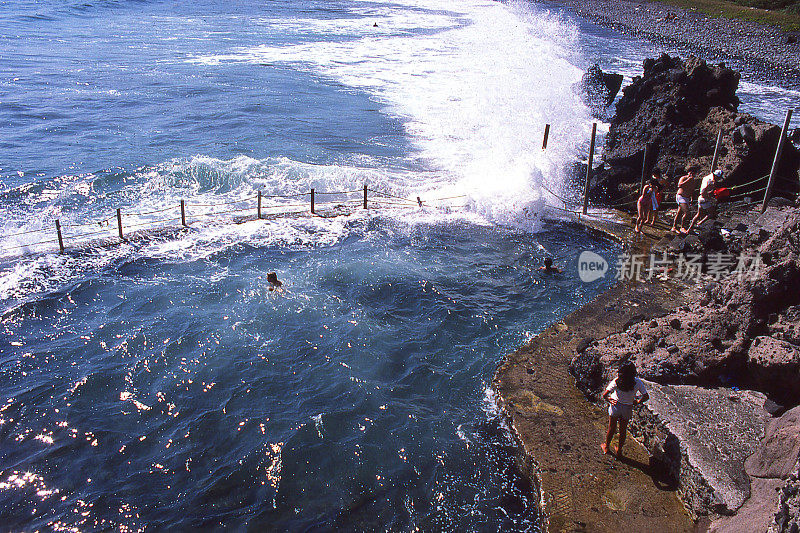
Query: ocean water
1,0,798,531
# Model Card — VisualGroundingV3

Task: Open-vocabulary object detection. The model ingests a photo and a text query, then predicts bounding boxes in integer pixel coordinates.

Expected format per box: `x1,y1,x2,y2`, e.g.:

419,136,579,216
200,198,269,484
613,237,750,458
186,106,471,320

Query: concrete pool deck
492,213,696,532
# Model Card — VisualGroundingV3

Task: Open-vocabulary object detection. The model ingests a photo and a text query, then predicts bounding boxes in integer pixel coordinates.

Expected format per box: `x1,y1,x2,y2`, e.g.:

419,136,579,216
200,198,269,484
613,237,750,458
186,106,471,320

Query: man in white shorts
683,169,723,234
671,164,700,233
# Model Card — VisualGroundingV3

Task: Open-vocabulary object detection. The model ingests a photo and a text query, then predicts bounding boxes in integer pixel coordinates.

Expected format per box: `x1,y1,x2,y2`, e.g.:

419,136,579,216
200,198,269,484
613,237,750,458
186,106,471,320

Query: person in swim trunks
683,169,723,234
671,164,700,233
601,361,649,458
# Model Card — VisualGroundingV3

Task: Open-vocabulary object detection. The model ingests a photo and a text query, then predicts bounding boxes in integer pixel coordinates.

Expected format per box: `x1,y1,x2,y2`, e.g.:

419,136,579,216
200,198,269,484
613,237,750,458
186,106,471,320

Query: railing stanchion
583,123,597,215
311,188,315,214
181,200,187,226
363,185,368,209
640,143,649,195
542,124,550,150
762,109,793,213
257,191,262,219
55,219,64,253
116,208,124,240
711,129,724,171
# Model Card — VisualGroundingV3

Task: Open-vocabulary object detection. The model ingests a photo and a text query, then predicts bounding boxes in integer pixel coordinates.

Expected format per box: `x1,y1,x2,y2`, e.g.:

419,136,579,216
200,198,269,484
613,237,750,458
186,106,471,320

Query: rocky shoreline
569,201,800,532
542,0,800,81
492,14,800,530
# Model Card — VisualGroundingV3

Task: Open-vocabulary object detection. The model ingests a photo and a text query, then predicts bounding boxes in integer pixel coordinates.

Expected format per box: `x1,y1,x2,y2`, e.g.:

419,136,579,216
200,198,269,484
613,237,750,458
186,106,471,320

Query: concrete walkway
492,215,695,532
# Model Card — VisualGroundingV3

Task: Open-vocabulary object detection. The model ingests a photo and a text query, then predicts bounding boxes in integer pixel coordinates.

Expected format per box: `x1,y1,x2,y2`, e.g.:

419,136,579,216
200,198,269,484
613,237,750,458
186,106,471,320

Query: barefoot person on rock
601,362,649,458
683,169,723,234
671,164,700,233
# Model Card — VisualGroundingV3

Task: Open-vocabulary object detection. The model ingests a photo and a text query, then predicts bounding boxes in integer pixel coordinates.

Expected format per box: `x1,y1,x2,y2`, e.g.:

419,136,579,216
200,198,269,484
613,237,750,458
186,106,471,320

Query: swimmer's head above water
267,272,282,291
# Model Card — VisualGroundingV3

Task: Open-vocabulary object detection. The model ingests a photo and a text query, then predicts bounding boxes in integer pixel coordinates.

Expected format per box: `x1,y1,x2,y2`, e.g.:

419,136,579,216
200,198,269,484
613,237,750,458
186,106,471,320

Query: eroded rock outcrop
581,64,624,117
570,206,800,406
589,54,800,206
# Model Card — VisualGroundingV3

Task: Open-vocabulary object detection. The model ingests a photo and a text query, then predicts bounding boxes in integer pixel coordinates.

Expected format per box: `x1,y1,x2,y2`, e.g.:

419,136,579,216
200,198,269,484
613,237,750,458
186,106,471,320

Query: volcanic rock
570,206,800,404
588,54,800,207
581,64,624,117
632,381,770,515
746,405,800,480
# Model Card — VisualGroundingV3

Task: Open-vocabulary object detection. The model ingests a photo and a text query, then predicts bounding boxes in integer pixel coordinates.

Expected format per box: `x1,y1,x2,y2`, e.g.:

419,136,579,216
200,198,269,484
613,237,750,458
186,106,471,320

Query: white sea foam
190,0,591,221
1,0,592,306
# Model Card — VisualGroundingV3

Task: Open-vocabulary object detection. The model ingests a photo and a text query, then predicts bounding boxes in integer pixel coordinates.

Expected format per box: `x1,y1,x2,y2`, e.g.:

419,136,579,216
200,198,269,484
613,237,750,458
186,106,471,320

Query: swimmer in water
539,257,561,274
267,272,283,291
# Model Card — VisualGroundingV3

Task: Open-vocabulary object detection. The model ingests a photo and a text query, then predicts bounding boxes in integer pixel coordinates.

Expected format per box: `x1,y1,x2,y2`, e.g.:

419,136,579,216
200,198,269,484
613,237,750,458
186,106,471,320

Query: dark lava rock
570,206,800,403
698,226,726,252
588,54,800,208
748,336,800,407
580,64,623,117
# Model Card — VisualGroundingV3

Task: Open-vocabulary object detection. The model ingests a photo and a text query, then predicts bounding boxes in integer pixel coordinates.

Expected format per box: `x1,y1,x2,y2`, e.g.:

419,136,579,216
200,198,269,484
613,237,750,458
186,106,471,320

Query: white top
699,173,716,199
604,377,648,406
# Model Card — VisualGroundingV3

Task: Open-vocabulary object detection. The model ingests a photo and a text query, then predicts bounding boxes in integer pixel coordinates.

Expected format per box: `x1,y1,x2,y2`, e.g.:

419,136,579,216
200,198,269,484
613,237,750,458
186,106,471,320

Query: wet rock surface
580,63,624,117
492,217,694,532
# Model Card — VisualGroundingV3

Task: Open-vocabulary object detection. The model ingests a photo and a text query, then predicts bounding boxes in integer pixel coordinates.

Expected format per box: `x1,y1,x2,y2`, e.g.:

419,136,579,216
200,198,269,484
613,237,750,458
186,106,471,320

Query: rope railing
728,174,769,190
3,225,54,238
0,185,475,256
4,110,798,257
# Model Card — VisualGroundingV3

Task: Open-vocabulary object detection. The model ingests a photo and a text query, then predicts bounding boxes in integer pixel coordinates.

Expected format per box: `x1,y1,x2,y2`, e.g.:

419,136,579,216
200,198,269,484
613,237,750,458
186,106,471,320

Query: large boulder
589,54,800,207
746,405,800,480
747,337,800,407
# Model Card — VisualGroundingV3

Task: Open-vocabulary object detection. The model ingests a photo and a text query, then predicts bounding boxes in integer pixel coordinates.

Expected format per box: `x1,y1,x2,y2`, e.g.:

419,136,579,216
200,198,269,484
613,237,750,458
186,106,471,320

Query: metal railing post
583,123,597,215
762,109,793,213
711,129,724,171
55,219,64,253
116,208,124,240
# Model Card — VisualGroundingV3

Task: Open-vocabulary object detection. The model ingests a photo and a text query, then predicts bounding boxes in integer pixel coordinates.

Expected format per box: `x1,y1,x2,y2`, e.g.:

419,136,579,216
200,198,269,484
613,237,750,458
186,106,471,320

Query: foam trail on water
191,0,591,225
1,0,591,307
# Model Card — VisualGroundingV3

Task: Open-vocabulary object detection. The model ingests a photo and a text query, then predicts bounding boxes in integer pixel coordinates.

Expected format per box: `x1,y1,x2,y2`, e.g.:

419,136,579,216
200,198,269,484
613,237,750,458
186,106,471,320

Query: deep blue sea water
1,0,798,531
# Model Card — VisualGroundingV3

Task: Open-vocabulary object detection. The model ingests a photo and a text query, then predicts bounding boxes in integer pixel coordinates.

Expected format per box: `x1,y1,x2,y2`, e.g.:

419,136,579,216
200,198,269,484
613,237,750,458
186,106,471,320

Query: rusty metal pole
181,200,187,226
640,143,649,195
55,219,64,253
363,185,368,209
583,123,597,215
711,129,724,171
257,191,262,219
542,124,550,150
762,109,793,213
310,188,315,214
116,208,124,240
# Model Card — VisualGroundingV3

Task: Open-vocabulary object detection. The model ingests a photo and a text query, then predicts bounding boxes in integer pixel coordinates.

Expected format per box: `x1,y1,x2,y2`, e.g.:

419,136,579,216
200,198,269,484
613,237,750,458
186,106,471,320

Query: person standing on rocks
634,180,656,233
683,169,723,234
670,164,700,234
646,168,666,226
601,362,649,458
